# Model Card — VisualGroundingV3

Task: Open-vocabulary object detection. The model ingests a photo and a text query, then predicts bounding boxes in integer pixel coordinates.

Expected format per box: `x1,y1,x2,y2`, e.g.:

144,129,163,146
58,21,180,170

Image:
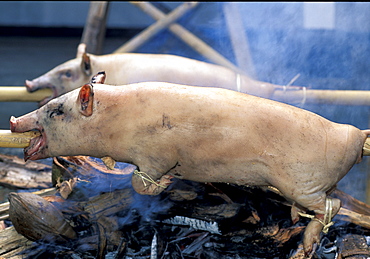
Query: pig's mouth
10,116,48,161
24,129,47,161
25,81,58,106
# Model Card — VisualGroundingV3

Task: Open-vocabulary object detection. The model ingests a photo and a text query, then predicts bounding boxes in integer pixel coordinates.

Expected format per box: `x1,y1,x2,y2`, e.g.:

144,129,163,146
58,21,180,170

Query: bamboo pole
0,128,369,151
0,87,51,102
2,86,370,106
367,114,370,205
114,2,199,53
364,138,370,156
273,89,370,106
0,130,40,148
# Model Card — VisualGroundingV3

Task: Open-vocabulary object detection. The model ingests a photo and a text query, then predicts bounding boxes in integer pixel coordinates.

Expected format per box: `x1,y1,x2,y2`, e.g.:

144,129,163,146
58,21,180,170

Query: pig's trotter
131,170,173,195
302,197,341,256
303,219,323,257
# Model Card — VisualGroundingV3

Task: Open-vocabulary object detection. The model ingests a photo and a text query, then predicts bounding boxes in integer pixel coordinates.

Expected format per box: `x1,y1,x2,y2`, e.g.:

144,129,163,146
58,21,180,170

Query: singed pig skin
10,82,370,255
25,44,280,105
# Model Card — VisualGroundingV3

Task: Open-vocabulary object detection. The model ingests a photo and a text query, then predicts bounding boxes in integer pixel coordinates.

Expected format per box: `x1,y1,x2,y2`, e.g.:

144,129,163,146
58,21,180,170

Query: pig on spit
11,72,370,257
25,43,289,106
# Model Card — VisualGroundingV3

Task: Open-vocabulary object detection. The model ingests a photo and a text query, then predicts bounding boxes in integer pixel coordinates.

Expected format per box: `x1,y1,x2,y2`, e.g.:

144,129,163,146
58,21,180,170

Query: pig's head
10,83,96,161
25,43,93,106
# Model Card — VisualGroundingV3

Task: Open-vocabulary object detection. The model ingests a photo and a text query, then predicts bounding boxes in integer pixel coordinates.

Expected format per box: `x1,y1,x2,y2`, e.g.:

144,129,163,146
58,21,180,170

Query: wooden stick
0,87,52,102
114,2,199,53
128,2,244,74
337,207,370,229
0,130,40,148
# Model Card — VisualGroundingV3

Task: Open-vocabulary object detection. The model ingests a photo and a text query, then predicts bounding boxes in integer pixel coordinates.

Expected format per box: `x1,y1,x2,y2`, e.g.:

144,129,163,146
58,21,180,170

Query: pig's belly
167,158,272,186
165,138,358,200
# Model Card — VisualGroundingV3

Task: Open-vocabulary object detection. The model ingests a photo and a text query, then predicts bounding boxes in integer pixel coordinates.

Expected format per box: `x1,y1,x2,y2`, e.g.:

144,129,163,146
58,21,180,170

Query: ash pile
2,156,370,259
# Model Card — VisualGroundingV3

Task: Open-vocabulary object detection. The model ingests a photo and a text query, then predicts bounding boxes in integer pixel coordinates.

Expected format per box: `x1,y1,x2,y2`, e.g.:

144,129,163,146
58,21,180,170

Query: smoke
200,2,370,201
122,2,370,201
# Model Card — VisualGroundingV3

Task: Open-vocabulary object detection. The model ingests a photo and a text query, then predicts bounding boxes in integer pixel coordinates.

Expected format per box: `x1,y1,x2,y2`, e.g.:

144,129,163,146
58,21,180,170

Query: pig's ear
78,84,94,117
76,43,86,58
81,53,92,76
90,71,106,84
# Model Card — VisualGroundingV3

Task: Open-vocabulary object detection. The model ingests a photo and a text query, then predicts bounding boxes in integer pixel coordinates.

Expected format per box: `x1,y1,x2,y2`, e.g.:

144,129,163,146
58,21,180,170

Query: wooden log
128,2,244,74
337,207,370,229
114,2,199,53
0,226,33,259
80,1,110,55
333,188,370,216
0,188,56,221
0,153,52,190
0,87,51,102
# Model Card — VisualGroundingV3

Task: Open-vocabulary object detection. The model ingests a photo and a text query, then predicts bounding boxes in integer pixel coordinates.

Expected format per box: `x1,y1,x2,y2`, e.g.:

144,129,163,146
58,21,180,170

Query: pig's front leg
131,169,173,195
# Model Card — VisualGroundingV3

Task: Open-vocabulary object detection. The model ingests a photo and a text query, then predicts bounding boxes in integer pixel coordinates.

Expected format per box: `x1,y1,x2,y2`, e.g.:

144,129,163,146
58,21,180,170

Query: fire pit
1,156,370,258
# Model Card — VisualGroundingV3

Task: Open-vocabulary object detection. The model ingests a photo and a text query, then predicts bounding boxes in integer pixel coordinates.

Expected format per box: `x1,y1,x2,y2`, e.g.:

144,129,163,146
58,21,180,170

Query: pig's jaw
39,91,57,106
10,117,48,161
25,81,58,105
24,130,47,161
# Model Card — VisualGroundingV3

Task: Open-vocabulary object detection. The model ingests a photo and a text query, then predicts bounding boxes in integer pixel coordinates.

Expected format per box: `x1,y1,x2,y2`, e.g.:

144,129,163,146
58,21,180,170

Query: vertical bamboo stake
81,1,110,55
223,2,257,79
367,113,370,205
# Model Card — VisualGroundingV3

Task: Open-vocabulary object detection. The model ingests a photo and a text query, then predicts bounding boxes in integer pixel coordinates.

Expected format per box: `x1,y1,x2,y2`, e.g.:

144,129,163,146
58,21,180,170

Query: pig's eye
65,71,72,78
49,106,64,118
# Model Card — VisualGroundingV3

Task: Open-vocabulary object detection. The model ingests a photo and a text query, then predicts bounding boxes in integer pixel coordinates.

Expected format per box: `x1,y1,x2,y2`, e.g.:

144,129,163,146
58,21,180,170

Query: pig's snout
10,115,38,133
10,116,19,132
25,80,36,92
25,79,53,93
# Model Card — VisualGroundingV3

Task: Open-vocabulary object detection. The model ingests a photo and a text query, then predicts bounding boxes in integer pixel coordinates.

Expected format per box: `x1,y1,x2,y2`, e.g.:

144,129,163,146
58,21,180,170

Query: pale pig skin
10,79,370,256
25,43,281,105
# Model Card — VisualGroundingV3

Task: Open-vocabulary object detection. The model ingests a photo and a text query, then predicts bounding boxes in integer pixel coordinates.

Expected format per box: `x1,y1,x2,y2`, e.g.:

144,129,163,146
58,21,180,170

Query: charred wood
1,156,370,258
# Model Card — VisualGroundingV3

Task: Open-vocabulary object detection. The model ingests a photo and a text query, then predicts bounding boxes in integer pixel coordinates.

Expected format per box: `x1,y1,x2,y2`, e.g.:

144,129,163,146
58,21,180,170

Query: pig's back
100,53,236,89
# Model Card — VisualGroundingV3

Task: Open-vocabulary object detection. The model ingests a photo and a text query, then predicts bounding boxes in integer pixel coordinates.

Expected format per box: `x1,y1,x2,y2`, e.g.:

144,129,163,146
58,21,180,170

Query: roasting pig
25,43,283,105
11,72,370,256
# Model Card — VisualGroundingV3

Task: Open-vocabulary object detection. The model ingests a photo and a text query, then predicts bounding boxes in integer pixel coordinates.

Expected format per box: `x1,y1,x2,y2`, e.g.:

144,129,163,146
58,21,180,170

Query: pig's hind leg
131,169,173,195
296,193,341,257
